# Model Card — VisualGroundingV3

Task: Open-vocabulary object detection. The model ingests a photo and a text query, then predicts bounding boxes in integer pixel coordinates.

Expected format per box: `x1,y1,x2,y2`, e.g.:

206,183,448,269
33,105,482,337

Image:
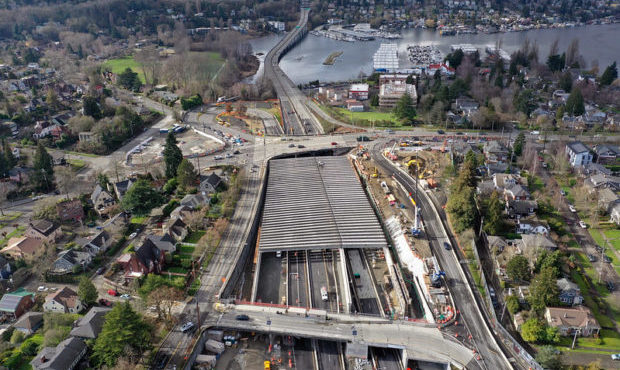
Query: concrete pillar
251,251,262,302
339,248,351,314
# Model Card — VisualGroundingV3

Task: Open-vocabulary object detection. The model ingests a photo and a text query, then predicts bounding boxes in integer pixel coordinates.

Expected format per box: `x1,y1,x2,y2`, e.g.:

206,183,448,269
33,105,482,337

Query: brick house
117,239,165,278
56,199,84,222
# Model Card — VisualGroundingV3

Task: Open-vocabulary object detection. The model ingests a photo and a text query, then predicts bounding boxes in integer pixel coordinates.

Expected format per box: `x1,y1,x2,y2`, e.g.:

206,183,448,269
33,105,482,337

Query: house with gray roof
199,173,223,194
0,288,34,319
13,311,43,335
30,336,87,370
593,144,620,164
180,193,209,209
70,306,111,339
147,233,177,254
113,178,135,200
90,184,116,217
565,141,592,167
557,278,583,306
76,230,113,256
51,249,92,274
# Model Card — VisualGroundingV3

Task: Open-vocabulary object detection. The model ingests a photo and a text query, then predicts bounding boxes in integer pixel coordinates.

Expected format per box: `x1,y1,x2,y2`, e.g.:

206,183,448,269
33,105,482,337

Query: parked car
606,281,615,292
611,353,620,360
98,299,112,306
443,242,451,250
129,232,138,239
331,142,338,146
595,245,604,253
96,267,105,275
180,322,195,333
235,314,250,321
437,130,445,134
587,254,597,262
37,286,47,292
107,289,118,296
288,143,296,148
297,144,305,148
560,189,566,196
156,354,170,369
233,150,241,154
602,255,612,263
579,221,587,229
214,155,223,160
120,294,131,299
569,205,577,213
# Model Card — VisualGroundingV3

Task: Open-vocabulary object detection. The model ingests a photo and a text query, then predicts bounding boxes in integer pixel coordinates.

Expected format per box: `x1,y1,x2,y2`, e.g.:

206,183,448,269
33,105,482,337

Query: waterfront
249,23,620,84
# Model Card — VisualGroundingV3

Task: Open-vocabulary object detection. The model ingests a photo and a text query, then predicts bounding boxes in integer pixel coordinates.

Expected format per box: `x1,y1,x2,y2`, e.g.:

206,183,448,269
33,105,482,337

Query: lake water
249,23,620,84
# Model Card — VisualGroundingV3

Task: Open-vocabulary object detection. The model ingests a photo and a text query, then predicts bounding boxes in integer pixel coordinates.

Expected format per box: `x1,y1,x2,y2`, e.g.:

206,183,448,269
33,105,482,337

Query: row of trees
446,151,479,233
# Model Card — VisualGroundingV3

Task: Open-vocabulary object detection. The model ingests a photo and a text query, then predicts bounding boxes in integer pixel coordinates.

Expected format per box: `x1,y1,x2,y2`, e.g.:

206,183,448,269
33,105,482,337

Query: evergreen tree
565,87,585,116
558,71,573,92
528,267,560,312
92,302,151,367
483,191,504,235
3,139,16,169
78,276,98,306
121,179,164,216
600,61,617,86
513,132,525,157
393,92,416,122
31,143,54,192
0,152,7,178
506,255,531,282
370,94,379,107
177,159,198,189
163,133,183,178
83,96,101,119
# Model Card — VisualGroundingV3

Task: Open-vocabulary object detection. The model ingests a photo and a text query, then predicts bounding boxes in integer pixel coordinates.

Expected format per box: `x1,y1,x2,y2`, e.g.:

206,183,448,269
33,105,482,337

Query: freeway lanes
371,144,513,370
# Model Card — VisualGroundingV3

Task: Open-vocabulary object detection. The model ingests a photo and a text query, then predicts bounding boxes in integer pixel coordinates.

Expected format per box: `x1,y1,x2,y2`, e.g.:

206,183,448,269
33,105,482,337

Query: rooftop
567,141,590,154
259,156,387,252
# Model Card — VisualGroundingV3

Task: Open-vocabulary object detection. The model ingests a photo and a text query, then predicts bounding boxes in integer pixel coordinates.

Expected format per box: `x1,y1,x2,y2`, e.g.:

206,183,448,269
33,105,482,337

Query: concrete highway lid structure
259,156,387,251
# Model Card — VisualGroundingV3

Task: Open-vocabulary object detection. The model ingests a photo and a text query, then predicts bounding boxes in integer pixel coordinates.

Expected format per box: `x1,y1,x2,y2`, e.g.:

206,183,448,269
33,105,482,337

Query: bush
181,94,202,110
9,330,24,345
1,327,14,342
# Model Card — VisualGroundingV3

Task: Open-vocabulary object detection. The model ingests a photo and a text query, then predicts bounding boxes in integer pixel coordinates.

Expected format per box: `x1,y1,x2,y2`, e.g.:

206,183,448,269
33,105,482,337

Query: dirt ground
215,335,270,370
122,129,222,173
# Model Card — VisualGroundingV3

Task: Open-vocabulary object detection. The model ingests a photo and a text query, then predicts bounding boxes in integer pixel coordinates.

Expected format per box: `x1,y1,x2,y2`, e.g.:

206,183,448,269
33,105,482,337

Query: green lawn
334,107,397,122
165,266,188,274
589,229,620,276
103,56,145,83
67,158,86,170
0,212,22,221
183,231,205,244
179,244,196,255
0,226,25,247
130,216,147,224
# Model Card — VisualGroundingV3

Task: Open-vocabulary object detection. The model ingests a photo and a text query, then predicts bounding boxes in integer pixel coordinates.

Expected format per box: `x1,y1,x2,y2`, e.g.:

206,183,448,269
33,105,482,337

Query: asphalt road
288,250,309,307
308,250,336,311
316,340,342,370
255,252,284,304
373,347,403,370
371,143,511,370
346,249,382,315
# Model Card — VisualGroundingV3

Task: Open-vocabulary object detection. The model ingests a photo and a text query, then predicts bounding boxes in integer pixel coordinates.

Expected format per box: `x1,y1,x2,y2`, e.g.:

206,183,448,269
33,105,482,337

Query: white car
214,155,223,160
37,286,47,292
579,221,587,229
530,130,540,135
120,294,131,299
569,205,577,213
129,232,138,239
180,322,195,333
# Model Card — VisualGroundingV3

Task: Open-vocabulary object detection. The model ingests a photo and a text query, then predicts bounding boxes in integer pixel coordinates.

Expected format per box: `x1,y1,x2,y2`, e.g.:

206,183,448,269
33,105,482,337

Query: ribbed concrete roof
259,156,387,251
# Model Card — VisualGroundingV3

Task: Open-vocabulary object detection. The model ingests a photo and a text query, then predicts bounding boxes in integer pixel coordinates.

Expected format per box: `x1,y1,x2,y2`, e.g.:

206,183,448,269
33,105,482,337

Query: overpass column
339,248,352,314
251,251,262,302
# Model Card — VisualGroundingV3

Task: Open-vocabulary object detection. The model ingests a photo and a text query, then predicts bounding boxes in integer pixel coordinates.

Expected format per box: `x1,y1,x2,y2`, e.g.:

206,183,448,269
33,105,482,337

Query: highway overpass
263,7,324,136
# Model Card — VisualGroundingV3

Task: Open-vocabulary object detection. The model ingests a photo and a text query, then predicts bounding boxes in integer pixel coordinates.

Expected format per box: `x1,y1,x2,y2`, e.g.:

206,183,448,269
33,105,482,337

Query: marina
407,45,443,68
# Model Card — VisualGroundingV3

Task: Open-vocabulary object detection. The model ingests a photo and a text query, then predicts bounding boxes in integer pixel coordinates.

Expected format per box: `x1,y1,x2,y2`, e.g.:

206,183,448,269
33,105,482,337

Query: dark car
96,267,105,275
607,281,615,292
443,242,451,250
235,314,250,321
603,255,612,263
587,254,597,262
233,150,241,154
98,298,112,306
456,132,463,135
288,143,296,148
297,144,305,148
437,130,445,134
155,353,169,369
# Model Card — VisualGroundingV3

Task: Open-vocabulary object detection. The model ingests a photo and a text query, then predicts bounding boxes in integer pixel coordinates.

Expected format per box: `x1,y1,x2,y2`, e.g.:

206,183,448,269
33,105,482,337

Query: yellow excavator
371,167,379,178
